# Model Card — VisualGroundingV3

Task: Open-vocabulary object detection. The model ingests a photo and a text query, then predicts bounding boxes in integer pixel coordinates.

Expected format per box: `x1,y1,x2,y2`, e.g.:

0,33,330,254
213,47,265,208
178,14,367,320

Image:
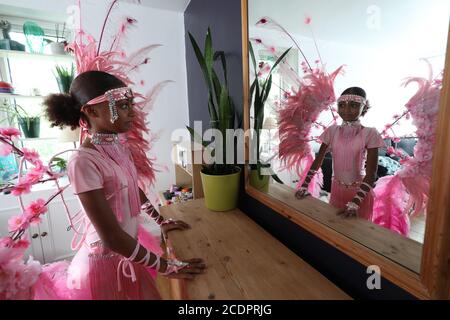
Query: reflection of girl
296,87,385,219
36,71,205,299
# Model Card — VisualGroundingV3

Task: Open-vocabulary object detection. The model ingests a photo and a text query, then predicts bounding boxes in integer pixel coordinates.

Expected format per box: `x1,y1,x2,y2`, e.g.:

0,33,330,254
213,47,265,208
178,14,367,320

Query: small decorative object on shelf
0,20,25,51
23,21,45,54
0,81,14,93
0,153,18,185
46,23,67,55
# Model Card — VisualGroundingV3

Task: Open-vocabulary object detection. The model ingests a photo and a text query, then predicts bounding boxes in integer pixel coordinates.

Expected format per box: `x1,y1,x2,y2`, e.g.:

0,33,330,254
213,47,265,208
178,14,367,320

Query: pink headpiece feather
69,0,170,190
372,60,442,235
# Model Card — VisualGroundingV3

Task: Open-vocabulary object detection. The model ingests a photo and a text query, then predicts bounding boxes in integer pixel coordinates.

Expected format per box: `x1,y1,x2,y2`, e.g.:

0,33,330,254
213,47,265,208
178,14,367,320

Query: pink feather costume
33,0,167,300
319,122,385,219
253,16,384,218
371,62,442,236
34,143,163,300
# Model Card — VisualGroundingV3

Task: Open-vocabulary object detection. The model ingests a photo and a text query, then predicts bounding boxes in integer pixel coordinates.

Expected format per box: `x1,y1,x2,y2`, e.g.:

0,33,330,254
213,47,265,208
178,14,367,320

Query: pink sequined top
67,145,142,247
319,124,386,185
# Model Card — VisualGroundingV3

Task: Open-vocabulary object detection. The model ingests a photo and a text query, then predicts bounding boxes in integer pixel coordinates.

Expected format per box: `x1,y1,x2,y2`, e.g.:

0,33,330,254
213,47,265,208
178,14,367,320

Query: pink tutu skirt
34,225,163,300
329,179,374,220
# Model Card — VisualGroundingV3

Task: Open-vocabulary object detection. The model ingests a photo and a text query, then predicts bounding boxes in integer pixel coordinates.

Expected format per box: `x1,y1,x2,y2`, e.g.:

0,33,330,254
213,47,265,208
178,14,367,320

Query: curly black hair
43,71,125,130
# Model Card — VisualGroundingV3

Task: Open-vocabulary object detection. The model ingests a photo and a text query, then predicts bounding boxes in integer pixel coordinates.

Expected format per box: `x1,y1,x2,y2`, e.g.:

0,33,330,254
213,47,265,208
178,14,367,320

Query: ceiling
249,0,450,46
123,0,191,12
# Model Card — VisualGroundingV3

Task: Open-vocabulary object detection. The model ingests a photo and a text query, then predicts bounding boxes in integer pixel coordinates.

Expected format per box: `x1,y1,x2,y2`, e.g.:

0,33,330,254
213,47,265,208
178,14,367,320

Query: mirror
246,0,450,272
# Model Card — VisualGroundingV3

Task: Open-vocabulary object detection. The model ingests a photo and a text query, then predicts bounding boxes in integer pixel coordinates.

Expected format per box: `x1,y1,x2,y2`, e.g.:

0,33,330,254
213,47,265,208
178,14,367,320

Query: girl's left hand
162,219,191,233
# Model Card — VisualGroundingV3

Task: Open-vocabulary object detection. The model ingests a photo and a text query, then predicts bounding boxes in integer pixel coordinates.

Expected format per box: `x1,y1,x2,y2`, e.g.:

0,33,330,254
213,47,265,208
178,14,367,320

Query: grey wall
184,0,416,300
184,0,243,131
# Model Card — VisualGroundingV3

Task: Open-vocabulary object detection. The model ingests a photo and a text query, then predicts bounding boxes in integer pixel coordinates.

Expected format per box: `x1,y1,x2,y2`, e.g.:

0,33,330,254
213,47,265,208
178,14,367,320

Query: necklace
90,132,119,145
341,120,361,127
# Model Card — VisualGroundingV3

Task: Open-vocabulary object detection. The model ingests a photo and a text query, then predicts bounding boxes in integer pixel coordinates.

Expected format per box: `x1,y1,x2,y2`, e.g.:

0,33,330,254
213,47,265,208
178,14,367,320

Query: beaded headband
83,87,133,123
337,94,367,106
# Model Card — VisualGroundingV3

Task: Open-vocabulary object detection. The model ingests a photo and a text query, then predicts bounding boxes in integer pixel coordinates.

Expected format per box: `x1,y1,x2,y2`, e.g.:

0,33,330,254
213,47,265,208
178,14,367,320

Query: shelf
0,93,45,100
18,137,58,142
0,49,74,63
175,163,193,176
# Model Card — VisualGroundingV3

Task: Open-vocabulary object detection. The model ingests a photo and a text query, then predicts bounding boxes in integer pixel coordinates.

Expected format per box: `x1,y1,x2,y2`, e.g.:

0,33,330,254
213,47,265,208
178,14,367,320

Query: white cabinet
0,180,79,264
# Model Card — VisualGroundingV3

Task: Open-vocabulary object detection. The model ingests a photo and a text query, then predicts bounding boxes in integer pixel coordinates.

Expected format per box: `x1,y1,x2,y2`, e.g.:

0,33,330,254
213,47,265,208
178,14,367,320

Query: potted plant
248,42,290,192
45,23,67,55
53,63,79,141
54,64,75,94
0,101,40,138
187,28,241,212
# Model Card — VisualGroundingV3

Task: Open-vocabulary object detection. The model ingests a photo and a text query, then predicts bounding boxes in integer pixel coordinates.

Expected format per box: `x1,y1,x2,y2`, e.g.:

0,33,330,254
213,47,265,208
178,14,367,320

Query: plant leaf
267,47,291,80
262,74,273,105
271,173,284,184
249,41,257,75
188,31,214,102
214,50,228,86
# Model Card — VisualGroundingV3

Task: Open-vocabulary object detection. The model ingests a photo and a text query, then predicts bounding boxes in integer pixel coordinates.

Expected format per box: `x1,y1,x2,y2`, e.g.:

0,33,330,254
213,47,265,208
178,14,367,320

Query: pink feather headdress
68,0,171,191
253,16,344,196
372,61,443,236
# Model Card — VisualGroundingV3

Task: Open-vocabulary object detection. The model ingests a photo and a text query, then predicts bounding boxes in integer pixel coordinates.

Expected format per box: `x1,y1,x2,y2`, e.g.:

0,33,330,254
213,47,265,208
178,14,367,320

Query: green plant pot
201,167,241,212
249,169,270,193
18,117,40,138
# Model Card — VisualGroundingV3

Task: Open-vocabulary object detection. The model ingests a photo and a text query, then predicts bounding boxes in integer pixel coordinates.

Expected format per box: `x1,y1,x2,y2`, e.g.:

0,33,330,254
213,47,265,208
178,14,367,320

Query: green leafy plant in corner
187,28,239,176
0,101,40,128
49,157,67,173
54,64,75,94
249,41,291,184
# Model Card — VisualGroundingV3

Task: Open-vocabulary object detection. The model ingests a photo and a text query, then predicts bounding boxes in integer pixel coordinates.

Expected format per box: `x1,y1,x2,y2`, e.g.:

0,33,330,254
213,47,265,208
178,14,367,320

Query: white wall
250,23,448,136
0,0,190,193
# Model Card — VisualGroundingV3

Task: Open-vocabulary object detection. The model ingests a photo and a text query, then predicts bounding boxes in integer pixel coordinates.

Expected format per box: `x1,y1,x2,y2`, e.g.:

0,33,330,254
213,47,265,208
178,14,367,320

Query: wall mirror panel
242,0,450,298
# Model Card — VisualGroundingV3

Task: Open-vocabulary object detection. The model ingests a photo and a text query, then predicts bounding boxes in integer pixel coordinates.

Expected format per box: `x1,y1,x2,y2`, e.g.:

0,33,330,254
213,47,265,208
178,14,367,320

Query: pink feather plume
372,60,442,234
68,1,171,191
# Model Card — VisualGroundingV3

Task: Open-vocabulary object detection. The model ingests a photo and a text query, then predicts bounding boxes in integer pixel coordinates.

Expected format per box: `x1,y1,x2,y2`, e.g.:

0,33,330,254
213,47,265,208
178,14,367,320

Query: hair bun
43,93,81,130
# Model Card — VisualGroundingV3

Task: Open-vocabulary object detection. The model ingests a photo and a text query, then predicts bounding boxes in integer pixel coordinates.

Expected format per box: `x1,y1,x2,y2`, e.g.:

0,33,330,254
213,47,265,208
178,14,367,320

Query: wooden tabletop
159,199,351,300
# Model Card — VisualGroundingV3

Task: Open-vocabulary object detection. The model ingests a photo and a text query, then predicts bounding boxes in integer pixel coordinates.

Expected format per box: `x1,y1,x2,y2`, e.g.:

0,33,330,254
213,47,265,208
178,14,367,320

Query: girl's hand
337,208,358,218
161,219,190,233
295,187,310,199
163,258,206,280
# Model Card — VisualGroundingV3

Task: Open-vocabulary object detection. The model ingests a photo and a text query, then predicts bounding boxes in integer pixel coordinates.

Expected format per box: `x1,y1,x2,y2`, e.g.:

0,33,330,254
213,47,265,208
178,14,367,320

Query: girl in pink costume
35,71,205,300
296,87,386,219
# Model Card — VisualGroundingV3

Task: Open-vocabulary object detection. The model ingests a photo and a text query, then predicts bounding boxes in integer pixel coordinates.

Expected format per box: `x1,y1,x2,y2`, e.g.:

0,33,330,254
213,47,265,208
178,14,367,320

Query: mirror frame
241,0,450,299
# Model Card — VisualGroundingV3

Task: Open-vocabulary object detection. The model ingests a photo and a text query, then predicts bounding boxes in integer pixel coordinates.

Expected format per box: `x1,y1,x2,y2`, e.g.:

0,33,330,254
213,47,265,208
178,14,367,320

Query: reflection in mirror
248,0,449,244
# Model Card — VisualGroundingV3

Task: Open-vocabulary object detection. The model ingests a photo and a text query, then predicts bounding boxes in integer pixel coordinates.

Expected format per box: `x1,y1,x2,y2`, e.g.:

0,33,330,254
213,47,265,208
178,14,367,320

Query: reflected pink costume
34,141,163,300
319,123,385,219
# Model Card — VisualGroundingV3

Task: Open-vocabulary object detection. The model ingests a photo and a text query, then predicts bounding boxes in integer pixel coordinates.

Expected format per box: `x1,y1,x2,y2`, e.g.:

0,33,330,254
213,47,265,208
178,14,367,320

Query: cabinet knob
32,233,39,239
41,232,48,237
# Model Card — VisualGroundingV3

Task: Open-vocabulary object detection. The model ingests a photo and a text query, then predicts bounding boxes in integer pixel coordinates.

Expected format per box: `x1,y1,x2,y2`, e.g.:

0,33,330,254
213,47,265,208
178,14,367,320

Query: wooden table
158,199,351,300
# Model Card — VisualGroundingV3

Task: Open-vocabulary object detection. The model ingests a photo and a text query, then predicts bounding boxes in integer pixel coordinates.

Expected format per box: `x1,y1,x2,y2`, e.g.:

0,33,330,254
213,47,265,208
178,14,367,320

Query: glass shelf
0,49,74,63
18,137,58,142
0,93,45,100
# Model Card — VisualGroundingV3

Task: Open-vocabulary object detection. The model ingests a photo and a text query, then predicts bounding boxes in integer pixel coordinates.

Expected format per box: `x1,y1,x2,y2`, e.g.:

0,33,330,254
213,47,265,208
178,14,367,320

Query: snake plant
187,28,239,176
